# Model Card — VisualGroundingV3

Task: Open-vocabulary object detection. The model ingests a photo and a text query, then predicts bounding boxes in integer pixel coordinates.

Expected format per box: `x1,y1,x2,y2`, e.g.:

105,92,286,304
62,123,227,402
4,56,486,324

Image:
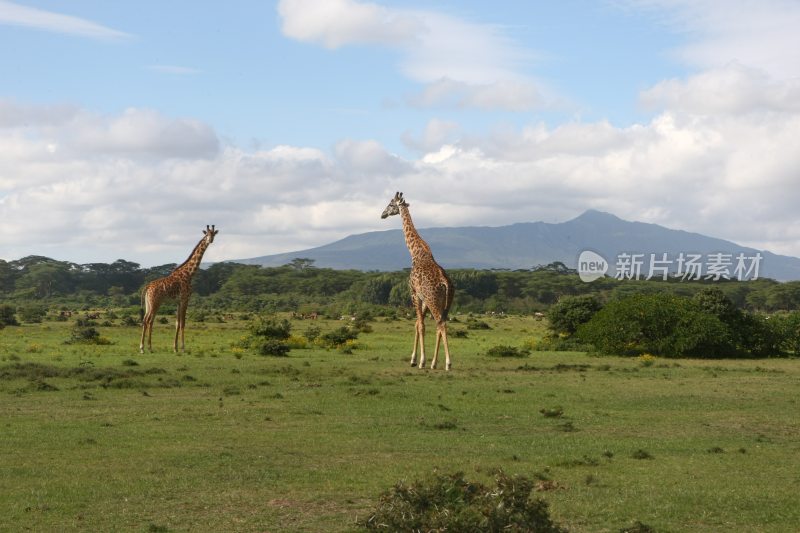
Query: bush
320,326,359,348
484,345,530,358
775,311,800,354
68,324,112,345
466,318,491,330
246,316,292,357
304,325,321,342
0,304,18,326
253,338,290,357
250,316,291,340
691,288,784,356
577,293,734,357
547,294,603,334
17,304,47,324
736,312,783,357
1,306,18,326
362,470,566,532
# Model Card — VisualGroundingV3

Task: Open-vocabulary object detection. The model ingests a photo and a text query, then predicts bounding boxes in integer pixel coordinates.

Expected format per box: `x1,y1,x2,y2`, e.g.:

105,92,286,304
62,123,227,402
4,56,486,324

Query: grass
1,314,799,532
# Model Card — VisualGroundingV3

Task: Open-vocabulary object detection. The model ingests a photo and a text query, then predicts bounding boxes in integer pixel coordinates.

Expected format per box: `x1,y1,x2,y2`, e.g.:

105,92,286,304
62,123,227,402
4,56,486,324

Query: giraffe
139,225,218,353
381,192,454,370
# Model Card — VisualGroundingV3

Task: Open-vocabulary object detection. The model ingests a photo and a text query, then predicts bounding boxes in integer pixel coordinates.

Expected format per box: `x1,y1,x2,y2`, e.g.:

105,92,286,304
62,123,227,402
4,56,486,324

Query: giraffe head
203,224,219,244
381,191,408,219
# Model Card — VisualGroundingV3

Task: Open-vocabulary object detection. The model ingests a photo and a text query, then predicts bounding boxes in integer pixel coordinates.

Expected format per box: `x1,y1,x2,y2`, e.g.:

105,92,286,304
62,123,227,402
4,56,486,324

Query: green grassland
1,315,799,532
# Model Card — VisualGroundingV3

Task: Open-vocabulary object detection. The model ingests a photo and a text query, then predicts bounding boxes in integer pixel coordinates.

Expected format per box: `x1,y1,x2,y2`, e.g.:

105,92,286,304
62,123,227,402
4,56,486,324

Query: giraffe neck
399,205,432,262
172,237,210,280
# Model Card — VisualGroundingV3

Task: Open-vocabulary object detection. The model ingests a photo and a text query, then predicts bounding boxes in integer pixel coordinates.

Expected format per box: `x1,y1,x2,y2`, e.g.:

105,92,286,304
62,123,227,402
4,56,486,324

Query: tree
0,260,18,294
775,311,800,354
577,293,734,357
533,261,576,274
287,258,316,270
0,304,17,326
16,262,74,298
547,294,603,334
451,270,498,299
359,276,393,305
17,304,48,324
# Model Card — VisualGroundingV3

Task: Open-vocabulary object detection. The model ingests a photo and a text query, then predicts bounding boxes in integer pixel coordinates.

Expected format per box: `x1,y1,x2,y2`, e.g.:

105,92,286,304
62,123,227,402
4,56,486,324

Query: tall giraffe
382,192,454,370
139,225,218,353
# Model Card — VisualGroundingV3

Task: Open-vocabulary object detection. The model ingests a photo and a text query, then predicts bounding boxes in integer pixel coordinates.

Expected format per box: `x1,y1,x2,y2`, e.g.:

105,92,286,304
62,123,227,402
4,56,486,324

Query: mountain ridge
228,210,800,281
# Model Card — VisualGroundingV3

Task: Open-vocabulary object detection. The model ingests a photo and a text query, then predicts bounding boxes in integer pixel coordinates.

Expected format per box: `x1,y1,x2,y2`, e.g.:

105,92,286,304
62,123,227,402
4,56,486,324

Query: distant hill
228,210,800,281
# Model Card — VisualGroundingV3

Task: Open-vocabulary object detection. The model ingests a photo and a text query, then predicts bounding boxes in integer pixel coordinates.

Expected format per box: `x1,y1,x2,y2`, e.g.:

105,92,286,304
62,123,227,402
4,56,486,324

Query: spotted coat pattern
382,192,454,370
139,225,218,353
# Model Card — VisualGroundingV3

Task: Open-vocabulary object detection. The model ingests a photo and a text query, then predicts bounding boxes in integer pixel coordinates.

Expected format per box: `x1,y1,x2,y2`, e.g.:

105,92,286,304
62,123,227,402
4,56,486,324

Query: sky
1,0,800,267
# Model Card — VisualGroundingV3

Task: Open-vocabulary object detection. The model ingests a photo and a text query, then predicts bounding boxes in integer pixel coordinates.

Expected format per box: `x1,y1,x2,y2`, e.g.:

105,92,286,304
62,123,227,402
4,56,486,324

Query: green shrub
362,470,566,532
466,318,491,330
0,304,18,326
246,316,292,356
547,294,603,334
693,287,782,356
484,345,530,358
68,324,111,345
253,338,290,357
775,311,800,354
250,316,291,340
304,325,321,342
577,292,734,357
17,304,47,324
320,326,359,348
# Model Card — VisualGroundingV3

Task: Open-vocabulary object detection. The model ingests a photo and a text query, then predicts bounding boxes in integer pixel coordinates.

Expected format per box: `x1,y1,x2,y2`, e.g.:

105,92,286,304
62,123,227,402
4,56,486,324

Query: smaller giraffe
139,225,218,353
382,192,455,370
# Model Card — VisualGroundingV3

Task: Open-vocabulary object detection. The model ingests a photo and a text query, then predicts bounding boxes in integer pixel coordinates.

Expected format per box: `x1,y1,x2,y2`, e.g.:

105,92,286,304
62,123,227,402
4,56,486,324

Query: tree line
3,256,800,317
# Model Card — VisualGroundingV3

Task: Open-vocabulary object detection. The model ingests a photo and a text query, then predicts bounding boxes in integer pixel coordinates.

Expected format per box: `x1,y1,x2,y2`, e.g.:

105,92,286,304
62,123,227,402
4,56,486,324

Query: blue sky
2,0,800,267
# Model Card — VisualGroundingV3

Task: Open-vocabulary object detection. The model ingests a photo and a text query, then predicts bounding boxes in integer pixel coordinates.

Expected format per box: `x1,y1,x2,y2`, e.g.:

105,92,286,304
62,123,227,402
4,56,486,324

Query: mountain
228,210,800,281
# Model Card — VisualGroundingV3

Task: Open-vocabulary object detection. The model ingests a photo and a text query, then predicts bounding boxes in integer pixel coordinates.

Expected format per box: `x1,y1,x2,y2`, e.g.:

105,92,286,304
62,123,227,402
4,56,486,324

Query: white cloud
0,104,220,161
0,0,130,40
408,78,545,112
334,139,410,177
277,0,545,111
628,0,800,79
277,0,422,49
401,119,460,153
2,92,800,265
640,63,800,115
0,100,80,128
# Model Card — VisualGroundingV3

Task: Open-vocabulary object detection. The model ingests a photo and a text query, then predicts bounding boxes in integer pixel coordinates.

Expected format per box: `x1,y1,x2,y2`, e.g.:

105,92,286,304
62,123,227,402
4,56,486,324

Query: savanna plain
1,314,799,532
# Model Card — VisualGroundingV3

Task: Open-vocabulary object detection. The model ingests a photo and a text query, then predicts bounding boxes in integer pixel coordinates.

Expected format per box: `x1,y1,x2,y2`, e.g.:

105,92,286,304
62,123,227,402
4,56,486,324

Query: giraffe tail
440,282,451,323
139,288,145,322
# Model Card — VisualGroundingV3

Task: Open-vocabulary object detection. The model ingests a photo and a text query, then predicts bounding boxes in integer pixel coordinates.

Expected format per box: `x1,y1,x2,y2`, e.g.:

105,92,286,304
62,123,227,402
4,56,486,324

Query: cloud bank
2,64,800,266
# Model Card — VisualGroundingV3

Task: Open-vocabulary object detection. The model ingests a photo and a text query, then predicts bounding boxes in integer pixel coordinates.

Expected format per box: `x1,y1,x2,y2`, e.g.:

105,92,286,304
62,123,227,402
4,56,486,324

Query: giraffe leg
431,327,442,370
139,319,147,354
440,322,452,371
416,317,426,369
173,301,182,352
410,325,419,367
178,302,188,352
410,297,425,367
145,311,156,353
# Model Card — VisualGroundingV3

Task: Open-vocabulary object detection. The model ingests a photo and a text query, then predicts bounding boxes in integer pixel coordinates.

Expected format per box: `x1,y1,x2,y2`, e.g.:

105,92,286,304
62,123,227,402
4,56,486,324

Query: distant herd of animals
139,192,456,371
